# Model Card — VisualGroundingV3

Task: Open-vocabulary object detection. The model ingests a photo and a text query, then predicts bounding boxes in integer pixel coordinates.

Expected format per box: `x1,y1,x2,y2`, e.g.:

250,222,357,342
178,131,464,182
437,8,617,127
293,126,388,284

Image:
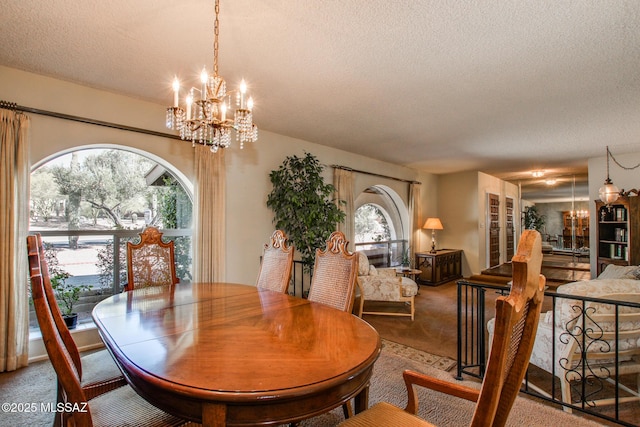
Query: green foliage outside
96,175,193,288
157,177,193,281
30,168,60,221
96,239,128,290
44,243,91,316
355,204,390,242
31,149,194,293
48,150,154,228
267,152,346,270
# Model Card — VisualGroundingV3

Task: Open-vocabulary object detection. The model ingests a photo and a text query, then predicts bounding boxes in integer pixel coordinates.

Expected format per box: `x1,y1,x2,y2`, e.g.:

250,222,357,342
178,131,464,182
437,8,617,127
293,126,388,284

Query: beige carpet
0,342,604,427
293,341,605,427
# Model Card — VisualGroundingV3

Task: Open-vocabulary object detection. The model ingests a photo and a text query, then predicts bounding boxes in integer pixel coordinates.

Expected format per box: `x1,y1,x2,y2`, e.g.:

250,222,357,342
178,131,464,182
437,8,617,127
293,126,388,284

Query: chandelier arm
166,0,257,149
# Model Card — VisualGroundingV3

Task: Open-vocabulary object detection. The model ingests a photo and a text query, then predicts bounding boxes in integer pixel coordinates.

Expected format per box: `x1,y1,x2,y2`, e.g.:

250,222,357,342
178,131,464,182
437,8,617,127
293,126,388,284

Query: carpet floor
294,339,604,426
0,340,604,427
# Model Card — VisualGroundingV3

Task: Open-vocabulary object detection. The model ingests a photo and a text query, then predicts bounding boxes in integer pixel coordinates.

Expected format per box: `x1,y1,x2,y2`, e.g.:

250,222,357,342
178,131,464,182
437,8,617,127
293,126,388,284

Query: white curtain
193,146,226,282
333,168,355,246
0,109,30,372
408,182,422,265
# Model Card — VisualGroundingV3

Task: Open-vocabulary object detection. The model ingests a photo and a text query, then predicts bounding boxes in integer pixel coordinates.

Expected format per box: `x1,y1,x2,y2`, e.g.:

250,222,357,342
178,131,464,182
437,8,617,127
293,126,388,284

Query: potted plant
50,271,91,329
398,246,412,268
44,243,90,329
267,152,346,271
523,205,546,232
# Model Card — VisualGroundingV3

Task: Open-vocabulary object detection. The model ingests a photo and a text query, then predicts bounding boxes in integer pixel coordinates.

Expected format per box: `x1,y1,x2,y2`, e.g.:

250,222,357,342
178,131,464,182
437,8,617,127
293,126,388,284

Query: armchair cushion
358,251,370,276
553,278,640,330
356,251,418,320
375,266,398,278
357,254,419,301
358,275,418,301
596,264,640,280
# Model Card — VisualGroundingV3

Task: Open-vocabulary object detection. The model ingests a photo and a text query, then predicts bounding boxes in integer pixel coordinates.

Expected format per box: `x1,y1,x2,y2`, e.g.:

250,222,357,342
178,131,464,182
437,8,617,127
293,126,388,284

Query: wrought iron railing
456,279,640,427
354,239,408,267
290,260,311,298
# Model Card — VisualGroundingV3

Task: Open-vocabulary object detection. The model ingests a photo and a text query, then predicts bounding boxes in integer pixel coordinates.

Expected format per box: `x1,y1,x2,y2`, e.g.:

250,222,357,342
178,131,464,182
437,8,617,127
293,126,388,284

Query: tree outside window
355,204,391,243
29,148,193,330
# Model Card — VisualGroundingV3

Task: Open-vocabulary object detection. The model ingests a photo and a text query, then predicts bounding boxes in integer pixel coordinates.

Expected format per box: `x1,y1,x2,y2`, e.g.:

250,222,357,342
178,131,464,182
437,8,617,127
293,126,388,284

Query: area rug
0,344,603,427
381,338,457,371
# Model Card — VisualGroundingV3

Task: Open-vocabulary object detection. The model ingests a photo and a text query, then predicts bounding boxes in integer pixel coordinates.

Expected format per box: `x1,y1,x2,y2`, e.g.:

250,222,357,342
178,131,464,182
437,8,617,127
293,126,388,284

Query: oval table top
92,282,381,426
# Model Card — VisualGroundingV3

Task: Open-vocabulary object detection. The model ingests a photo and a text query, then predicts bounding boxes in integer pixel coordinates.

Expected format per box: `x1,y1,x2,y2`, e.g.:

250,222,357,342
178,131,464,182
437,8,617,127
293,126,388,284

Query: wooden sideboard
415,249,463,286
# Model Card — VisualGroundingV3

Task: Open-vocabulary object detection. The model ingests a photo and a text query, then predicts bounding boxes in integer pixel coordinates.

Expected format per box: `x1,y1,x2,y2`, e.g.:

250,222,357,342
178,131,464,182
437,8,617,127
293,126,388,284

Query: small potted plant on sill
50,270,90,330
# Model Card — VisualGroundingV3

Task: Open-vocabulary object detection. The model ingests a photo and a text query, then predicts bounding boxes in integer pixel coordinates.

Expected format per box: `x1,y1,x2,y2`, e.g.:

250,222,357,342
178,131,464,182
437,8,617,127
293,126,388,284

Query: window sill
29,319,97,340
28,321,105,363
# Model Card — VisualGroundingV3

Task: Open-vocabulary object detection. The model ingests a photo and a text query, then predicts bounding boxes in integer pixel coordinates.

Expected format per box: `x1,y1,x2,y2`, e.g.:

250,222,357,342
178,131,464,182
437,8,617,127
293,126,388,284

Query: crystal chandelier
165,0,257,152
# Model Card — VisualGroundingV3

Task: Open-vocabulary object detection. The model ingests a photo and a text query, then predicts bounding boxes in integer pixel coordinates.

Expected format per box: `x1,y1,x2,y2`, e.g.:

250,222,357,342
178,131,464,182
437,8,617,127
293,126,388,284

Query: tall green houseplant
267,152,346,270
523,205,546,232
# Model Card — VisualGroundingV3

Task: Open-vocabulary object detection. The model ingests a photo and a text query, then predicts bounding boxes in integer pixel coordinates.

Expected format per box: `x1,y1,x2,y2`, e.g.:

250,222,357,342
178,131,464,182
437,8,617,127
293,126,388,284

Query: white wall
0,65,434,286
438,171,478,276
439,171,519,277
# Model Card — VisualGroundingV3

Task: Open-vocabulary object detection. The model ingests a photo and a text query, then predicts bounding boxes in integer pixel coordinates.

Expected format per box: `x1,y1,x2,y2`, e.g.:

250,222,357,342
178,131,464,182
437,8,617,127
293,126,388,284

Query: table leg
202,403,226,427
353,385,370,414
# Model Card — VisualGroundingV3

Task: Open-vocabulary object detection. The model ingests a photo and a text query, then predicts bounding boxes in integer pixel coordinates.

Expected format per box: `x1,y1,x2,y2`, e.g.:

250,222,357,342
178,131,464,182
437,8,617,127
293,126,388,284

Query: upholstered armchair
488,265,640,412
356,251,418,320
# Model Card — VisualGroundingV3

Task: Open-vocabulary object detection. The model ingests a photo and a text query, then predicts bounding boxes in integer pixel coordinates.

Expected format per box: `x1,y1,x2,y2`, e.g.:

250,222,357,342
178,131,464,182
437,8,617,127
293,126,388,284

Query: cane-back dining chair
27,234,127,427
28,236,196,427
305,230,360,420
339,230,546,427
308,231,359,313
126,226,178,291
256,230,294,293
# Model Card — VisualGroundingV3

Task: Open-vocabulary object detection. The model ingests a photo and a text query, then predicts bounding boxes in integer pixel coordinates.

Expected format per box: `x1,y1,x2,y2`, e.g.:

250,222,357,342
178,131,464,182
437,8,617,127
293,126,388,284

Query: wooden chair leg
54,381,63,427
342,401,353,419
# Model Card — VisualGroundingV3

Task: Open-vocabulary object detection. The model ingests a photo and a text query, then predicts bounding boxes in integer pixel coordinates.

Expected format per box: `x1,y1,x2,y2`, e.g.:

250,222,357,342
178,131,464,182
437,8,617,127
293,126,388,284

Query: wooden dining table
92,282,381,426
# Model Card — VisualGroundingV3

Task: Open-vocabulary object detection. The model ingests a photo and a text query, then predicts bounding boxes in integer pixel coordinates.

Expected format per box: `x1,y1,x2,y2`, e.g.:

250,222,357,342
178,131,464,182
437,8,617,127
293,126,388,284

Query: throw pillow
357,252,369,276
597,264,639,280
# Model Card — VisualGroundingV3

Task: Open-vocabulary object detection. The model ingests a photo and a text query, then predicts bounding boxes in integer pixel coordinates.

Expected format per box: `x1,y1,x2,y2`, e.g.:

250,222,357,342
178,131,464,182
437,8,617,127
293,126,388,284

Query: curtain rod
0,101,425,180
0,100,182,140
332,165,420,185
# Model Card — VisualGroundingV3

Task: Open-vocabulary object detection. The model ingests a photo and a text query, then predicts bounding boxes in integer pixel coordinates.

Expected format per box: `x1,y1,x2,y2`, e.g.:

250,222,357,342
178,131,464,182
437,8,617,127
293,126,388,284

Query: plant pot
63,313,78,330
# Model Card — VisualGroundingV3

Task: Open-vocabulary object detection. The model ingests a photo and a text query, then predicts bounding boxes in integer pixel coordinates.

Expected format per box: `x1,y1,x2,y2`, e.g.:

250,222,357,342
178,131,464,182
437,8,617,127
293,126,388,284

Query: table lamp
423,217,444,253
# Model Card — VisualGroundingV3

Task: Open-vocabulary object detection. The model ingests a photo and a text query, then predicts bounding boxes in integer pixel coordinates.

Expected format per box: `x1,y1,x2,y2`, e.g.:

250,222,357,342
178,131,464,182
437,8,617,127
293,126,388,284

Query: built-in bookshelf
595,196,640,274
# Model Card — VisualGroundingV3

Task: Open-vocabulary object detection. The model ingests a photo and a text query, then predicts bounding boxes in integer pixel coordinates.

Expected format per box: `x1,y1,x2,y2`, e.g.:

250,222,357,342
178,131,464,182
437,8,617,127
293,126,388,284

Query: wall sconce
423,217,444,254
598,146,620,205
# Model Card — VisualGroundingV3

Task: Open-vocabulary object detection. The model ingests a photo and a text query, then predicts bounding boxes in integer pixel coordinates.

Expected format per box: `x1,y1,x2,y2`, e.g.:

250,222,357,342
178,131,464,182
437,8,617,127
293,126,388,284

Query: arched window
355,204,391,243
29,148,193,330
354,185,408,267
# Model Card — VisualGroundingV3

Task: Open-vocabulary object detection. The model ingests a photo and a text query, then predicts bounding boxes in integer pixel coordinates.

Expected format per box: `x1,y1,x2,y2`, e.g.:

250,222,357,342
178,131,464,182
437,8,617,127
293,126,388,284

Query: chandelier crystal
165,0,257,152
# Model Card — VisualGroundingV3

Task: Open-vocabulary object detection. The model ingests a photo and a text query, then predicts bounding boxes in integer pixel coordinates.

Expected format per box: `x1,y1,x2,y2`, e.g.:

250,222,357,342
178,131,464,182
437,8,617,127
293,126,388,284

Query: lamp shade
423,217,443,230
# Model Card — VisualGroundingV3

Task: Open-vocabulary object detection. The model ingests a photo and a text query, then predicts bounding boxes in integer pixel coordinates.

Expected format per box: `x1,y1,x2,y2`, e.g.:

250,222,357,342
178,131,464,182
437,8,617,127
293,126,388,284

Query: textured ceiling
2,0,640,202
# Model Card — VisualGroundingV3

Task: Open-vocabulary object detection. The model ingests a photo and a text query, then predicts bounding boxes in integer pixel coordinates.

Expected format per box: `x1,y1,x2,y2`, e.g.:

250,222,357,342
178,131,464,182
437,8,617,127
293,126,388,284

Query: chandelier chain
165,0,258,151
213,0,220,77
608,146,640,170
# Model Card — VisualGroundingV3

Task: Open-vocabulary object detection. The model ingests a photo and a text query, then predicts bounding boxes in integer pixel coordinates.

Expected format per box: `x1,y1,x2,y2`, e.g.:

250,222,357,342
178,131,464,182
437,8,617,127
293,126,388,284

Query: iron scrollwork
558,304,611,406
